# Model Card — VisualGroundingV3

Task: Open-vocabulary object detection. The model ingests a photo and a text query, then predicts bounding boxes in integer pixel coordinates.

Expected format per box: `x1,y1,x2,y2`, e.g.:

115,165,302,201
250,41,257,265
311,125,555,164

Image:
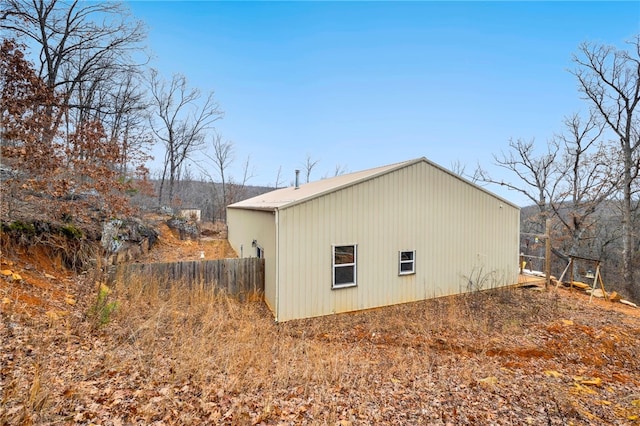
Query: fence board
114,258,264,296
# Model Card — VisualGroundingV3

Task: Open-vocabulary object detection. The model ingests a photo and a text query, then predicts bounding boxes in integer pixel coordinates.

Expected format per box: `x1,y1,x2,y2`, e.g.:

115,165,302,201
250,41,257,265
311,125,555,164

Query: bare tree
321,163,349,180
226,155,255,206
149,69,223,206
571,35,640,299
303,154,319,183
206,132,234,215
322,164,347,179
1,0,152,196
550,113,617,257
274,165,284,188
201,134,255,220
237,155,256,189
1,0,147,144
450,160,481,183
1,40,137,221
99,67,151,178
476,138,559,233
450,160,467,177
333,163,348,177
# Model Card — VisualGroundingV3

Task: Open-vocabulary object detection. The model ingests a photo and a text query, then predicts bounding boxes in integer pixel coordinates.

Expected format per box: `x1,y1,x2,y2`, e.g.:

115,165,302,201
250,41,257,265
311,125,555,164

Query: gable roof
228,157,519,211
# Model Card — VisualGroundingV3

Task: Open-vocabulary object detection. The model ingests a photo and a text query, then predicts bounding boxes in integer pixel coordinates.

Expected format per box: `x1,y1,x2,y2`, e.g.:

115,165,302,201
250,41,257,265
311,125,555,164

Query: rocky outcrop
166,217,200,241
102,219,159,265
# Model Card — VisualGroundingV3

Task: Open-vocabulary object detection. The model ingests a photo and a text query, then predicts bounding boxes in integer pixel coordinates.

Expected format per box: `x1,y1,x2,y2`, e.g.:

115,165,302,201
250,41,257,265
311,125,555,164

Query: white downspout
274,208,280,323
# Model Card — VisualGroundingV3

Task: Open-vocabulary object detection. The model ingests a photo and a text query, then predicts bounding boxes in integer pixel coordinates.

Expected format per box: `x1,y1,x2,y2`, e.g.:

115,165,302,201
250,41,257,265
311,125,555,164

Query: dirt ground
0,220,237,317
1,224,640,425
135,221,238,263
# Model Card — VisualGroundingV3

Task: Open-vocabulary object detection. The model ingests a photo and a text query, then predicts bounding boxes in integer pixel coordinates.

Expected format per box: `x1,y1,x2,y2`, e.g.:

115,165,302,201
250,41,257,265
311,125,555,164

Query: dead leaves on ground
2,282,640,425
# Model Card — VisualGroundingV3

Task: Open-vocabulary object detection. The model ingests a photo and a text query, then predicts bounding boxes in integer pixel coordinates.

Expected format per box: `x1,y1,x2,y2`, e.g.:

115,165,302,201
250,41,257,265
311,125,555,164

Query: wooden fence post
545,219,551,289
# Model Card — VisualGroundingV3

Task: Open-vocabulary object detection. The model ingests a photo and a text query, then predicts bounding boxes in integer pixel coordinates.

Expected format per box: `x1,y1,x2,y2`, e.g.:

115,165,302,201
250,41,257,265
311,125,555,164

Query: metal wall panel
275,160,519,322
227,208,277,311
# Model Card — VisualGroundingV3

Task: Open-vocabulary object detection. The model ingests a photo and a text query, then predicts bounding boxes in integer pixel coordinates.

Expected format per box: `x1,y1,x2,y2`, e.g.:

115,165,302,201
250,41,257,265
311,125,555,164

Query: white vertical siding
227,208,277,311
275,160,519,322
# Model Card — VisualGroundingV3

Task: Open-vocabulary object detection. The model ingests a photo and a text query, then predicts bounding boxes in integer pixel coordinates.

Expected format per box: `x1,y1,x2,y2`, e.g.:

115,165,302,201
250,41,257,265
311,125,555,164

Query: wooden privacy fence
114,258,264,296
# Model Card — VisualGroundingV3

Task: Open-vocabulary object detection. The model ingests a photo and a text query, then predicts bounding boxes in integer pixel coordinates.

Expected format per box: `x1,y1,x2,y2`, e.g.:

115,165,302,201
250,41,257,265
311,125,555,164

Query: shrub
59,224,83,239
89,283,118,328
7,220,36,235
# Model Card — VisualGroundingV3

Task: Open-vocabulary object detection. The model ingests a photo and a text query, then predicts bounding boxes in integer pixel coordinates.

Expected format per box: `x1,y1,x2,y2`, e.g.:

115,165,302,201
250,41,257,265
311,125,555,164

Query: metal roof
228,158,422,211
227,156,520,211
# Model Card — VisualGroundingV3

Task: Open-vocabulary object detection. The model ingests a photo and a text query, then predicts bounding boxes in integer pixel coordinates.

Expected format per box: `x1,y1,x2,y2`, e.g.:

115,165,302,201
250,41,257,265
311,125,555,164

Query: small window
333,245,357,288
399,250,415,275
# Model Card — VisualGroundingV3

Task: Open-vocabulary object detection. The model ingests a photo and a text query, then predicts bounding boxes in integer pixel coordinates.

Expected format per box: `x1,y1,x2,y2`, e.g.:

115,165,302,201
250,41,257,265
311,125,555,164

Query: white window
333,245,357,288
399,250,415,275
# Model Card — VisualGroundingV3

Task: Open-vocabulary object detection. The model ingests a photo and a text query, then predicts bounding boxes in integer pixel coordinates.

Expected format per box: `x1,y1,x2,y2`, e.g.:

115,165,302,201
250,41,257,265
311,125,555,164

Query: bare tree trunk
571,36,640,300
621,142,635,297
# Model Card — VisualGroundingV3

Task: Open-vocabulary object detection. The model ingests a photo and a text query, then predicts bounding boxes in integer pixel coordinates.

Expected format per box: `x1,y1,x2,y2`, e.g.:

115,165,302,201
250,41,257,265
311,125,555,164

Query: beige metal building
227,157,520,322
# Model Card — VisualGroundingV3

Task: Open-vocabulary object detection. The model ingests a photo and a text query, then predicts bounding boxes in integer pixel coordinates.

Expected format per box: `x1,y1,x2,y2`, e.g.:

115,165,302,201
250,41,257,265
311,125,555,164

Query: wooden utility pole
545,219,551,288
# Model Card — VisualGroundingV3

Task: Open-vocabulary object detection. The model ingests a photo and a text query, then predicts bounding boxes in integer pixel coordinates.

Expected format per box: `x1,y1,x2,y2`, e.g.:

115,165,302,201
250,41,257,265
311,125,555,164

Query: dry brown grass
2,270,640,425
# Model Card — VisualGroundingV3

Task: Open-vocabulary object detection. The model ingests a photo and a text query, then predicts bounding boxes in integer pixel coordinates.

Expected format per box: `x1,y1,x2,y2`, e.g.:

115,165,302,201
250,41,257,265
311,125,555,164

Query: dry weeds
2,264,640,425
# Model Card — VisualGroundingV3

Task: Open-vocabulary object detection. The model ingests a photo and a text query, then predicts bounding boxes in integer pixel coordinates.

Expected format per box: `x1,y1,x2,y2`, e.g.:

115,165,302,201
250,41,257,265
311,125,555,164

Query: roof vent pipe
294,169,300,189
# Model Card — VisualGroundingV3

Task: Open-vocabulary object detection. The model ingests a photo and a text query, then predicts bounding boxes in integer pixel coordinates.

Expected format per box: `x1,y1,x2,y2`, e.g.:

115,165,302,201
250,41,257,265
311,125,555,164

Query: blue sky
127,1,640,206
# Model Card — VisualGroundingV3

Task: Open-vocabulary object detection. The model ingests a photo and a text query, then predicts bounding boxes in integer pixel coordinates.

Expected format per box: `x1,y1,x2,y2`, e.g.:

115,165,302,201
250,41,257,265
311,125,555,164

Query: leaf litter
1,238,640,425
